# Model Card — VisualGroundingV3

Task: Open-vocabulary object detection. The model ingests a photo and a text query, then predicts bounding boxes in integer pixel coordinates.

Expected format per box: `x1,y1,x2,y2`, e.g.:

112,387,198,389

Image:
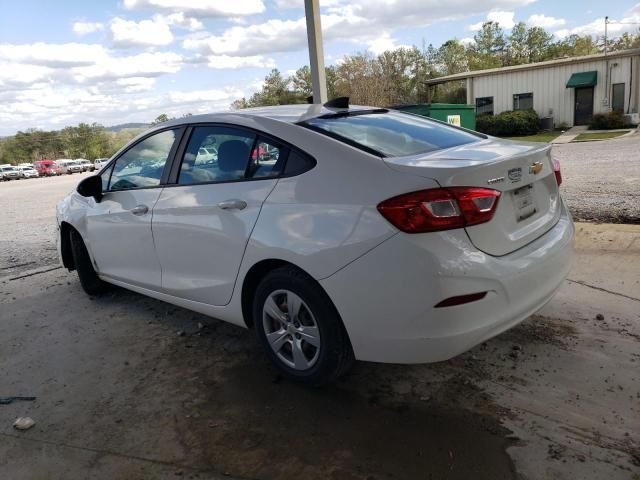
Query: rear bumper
320,202,574,364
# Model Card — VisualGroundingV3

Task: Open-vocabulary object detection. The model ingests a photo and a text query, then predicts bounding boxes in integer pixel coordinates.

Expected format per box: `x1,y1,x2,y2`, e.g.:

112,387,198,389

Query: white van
56,159,83,174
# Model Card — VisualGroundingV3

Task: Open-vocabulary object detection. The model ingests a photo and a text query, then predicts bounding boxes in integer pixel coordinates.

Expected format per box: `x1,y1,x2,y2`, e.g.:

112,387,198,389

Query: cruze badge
487,176,505,185
529,162,543,175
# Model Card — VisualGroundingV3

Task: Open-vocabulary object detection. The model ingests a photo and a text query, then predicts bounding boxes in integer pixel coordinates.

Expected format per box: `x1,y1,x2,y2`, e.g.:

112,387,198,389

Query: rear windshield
304,110,481,157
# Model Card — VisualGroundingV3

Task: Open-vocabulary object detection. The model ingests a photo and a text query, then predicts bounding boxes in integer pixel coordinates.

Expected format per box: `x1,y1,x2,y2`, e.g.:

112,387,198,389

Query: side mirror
77,175,103,202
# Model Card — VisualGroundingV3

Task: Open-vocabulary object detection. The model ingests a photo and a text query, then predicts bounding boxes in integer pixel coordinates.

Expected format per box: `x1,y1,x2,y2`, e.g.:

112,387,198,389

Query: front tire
253,266,354,385
69,230,111,295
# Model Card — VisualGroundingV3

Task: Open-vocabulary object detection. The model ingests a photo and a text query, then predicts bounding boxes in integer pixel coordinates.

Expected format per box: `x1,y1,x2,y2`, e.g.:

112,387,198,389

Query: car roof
159,104,377,129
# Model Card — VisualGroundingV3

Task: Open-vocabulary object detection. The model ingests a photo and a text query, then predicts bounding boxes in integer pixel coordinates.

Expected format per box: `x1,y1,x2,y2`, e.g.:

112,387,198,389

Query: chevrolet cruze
56,102,574,384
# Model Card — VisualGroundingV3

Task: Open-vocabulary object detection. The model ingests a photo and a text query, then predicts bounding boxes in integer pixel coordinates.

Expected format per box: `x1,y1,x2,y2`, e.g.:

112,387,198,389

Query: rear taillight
377,187,501,233
552,159,562,186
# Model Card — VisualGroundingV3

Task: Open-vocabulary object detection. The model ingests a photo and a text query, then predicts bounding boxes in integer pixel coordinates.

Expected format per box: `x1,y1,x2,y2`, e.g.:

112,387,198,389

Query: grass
502,131,563,143
573,131,630,142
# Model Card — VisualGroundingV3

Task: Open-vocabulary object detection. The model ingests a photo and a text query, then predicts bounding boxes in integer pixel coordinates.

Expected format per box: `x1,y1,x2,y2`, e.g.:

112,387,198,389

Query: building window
513,92,533,111
475,97,494,115
612,83,625,113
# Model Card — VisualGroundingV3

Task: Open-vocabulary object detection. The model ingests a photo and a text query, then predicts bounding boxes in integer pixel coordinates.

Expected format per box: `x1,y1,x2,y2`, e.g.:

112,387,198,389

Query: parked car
56,159,83,174
34,160,63,176
76,159,93,172
0,165,20,181
17,165,39,178
18,162,34,168
56,103,574,385
94,158,110,171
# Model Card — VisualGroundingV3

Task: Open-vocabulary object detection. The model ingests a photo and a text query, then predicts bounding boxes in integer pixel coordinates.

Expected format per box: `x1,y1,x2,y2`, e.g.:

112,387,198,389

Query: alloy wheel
262,289,321,370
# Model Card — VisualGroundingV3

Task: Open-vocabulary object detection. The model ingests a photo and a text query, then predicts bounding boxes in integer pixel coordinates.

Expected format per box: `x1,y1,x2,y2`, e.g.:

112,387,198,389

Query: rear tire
253,266,354,385
69,229,111,295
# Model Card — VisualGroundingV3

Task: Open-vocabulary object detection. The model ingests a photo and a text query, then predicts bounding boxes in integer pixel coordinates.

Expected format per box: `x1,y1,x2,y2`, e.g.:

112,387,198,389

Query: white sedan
56,102,574,384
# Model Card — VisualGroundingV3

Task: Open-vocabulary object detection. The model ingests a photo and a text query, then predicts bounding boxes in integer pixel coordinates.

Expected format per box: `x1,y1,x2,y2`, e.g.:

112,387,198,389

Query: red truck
34,160,63,176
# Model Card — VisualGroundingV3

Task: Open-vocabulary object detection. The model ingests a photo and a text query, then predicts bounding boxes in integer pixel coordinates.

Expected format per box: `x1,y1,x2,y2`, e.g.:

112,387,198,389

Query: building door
574,87,594,125
612,83,625,113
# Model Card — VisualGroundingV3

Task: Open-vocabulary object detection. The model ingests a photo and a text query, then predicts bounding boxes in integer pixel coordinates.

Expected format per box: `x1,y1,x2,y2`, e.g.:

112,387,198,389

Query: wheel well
59,222,76,271
241,259,312,329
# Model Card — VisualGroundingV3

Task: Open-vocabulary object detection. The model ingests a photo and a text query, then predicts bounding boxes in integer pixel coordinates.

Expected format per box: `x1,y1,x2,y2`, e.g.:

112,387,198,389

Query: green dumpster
391,103,476,131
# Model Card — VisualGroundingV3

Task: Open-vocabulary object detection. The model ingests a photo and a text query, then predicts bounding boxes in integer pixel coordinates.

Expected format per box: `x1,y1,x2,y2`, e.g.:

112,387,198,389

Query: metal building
425,48,640,127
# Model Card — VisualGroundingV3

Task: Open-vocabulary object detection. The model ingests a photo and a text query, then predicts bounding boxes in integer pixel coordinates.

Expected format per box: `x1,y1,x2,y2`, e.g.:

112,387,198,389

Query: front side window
178,126,256,185
476,97,494,115
513,93,533,111
304,110,480,157
107,129,178,191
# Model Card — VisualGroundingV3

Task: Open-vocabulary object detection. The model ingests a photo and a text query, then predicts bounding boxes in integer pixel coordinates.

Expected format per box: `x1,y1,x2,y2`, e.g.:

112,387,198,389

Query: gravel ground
554,132,640,224
0,172,91,277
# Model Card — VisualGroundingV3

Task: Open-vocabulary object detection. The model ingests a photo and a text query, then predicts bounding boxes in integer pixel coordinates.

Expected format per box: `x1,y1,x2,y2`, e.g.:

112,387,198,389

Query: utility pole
304,0,328,104
604,16,609,107
604,16,609,56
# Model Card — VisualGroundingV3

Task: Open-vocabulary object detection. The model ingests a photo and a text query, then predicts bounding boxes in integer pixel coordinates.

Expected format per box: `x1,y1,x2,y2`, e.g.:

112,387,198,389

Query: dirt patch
173,358,517,480
569,207,640,225
500,315,579,348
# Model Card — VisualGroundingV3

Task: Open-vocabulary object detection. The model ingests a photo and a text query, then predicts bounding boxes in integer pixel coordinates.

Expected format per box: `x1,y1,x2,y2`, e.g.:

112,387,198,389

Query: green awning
566,71,598,88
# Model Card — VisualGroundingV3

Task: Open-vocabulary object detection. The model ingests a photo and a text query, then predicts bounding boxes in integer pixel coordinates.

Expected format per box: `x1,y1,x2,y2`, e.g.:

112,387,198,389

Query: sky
0,0,638,136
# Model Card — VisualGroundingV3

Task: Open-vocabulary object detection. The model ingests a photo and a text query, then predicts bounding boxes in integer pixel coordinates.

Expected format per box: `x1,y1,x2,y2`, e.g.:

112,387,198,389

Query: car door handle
130,205,149,216
217,199,247,211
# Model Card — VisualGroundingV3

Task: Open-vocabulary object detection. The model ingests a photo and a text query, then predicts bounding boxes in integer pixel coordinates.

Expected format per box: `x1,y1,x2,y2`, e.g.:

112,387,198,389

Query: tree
508,22,529,65
151,114,171,125
290,65,312,98
609,32,640,51
525,27,554,63
437,40,468,75
469,21,507,69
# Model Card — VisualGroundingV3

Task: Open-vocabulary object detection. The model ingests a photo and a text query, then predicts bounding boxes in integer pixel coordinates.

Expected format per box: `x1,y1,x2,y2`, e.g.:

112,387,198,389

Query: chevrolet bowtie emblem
529,162,543,175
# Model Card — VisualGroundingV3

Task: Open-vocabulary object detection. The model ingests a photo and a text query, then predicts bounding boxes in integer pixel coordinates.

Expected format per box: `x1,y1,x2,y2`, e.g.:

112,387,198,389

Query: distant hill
106,123,149,132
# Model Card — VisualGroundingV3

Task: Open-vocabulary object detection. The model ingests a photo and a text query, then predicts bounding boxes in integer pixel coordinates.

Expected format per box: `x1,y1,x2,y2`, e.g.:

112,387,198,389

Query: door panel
152,180,277,305
83,128,181,289
85,189,164,288
151,124,286,306
574,87,594,125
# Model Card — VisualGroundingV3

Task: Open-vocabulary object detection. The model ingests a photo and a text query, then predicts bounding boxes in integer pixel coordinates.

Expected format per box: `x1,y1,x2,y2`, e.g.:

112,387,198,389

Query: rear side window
284,150,315,176
248,139,285,179
304,110,480,157
178,126,256,185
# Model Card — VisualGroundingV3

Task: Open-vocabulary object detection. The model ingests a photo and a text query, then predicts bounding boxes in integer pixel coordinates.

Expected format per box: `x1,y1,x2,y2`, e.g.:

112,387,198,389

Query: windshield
304,110,481,157
1,166,16,171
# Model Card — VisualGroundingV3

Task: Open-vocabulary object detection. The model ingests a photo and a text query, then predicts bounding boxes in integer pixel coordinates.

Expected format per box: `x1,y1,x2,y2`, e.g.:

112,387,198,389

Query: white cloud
0,81,243,135
0,42,107,68
72,21,104,36
526,14,566,29
110,17,174,48
159,12,204,31
274,0,303,8
460,37,475,46
468,10,516,31
554,3,640,39
367,34,411,55
123,0,266,17
275,0,342,8
184,0,535,57
205,55,276,69
72,51,183,82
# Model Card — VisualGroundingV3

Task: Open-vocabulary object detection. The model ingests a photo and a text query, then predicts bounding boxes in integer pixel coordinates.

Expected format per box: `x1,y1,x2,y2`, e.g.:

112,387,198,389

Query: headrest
218,140,250,173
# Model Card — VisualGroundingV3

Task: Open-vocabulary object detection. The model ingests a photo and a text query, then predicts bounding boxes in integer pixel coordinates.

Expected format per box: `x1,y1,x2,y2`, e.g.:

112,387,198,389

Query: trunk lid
383,138,561,256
